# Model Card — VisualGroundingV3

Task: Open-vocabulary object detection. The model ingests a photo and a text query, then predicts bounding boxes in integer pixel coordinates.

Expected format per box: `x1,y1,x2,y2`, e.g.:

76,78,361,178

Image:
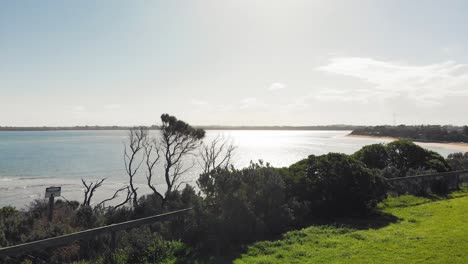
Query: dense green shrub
430,178,450,195
447,152,468,170
380,166,400,179
74,206,97,229
285,153,387,217
386,140,449,176
195,162,292,252
352,144,389,169
117,227,190,263
0,206,28,247
353,140,450,178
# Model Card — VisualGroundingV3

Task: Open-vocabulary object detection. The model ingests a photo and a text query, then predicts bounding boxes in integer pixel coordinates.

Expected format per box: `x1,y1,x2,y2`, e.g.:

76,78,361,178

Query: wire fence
386,169,468,195
0,208,191,262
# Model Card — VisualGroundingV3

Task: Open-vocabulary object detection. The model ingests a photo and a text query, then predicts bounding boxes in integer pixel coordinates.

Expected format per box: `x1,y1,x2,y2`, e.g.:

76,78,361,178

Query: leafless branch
144,138,164,201
81,178,106,206
123,127,148,207
199,135,236,174
95,185,132,209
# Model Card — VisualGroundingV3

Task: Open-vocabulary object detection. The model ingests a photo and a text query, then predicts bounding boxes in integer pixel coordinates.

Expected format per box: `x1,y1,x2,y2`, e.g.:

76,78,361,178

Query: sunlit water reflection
0,130,461,207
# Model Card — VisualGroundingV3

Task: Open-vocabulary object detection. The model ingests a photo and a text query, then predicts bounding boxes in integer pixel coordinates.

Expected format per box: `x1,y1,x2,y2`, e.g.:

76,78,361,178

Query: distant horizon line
0,124,466,132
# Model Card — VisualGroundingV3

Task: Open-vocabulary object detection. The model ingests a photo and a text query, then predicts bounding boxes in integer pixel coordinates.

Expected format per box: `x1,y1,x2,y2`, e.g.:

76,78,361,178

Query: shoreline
346,134,468,152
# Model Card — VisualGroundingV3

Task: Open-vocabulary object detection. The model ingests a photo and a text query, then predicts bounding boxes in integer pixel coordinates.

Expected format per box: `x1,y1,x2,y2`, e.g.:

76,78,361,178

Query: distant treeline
0,125,362,131
198,125,362,130
0,126,137,131
351,125,468,143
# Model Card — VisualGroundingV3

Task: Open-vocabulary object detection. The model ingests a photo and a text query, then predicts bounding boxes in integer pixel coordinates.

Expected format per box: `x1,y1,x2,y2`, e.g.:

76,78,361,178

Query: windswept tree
136,114,207,206
147,114,205,204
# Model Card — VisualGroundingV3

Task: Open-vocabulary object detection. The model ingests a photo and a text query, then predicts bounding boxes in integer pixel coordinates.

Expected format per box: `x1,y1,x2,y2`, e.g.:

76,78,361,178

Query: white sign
45,186,61,198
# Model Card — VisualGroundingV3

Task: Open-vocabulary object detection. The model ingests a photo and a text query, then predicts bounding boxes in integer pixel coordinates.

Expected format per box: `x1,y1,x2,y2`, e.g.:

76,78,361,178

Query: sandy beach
346,134,468,153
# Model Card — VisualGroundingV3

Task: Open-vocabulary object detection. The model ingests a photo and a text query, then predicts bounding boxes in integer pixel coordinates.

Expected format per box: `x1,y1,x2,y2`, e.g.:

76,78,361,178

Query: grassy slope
234,189,468,264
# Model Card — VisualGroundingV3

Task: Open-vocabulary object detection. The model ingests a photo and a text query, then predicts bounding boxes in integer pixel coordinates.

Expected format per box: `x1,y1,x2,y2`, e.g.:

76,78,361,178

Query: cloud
72,105,85,112
313,88,370,103
104,104,121,110
239,97,268,109
441,43,462,56
268,82,286,91
317,57,468,105
190,99,208,106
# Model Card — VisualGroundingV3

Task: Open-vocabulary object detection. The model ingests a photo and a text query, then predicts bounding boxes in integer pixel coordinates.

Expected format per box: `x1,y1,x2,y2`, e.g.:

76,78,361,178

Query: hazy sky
1,0,468,126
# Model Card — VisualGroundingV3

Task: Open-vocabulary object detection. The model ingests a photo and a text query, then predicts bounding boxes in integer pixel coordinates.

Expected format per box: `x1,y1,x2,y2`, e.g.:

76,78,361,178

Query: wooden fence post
48,194,55,223
111,231,116,252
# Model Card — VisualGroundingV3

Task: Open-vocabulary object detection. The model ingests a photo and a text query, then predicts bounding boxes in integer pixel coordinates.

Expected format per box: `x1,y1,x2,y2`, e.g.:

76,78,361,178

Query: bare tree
159,114,205,202
123,127,147,207
144,138,164,201
81,178,106,206
95,186,132,209
199,135,236,174
121,115,205,207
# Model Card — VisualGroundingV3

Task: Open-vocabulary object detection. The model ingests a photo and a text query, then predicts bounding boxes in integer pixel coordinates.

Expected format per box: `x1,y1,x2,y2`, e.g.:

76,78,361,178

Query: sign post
45,187,61,222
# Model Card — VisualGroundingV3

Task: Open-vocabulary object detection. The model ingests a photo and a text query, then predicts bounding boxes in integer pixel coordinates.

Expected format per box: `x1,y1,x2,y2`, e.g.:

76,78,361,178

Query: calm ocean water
0,130,462,208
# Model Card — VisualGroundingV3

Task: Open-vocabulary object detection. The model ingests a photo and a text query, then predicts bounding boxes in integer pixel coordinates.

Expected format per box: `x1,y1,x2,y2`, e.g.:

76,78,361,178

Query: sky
1,0,468,126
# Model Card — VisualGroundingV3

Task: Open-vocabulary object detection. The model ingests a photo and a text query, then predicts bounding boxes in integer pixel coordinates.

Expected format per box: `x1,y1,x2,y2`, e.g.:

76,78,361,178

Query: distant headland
350,125,468,143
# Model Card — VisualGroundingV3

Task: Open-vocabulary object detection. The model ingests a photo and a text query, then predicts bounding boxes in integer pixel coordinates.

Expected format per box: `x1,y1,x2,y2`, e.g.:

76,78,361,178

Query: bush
196,162,292,252
74,206,97,229
386,140,449,176
117,227,190,263
447,152,468,170
380,166,400,179
430,178,450,195
296,153,387,216
353,144,389,169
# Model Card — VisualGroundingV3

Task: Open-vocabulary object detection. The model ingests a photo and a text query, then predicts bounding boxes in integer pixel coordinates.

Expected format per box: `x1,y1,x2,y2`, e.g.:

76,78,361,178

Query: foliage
302,153,387,216
352,139,450,177
379,166,400,179
73,206,98,229
194,163,292,253
115,227,190,264
2,136,464,263
446,152,468,170
386,139,449,175
351,124,468,143
235,190,468,264
158,113,206,199
352,143,389,169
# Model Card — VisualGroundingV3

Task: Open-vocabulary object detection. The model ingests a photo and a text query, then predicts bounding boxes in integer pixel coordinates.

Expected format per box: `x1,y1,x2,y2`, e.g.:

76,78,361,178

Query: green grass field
234,188,468,264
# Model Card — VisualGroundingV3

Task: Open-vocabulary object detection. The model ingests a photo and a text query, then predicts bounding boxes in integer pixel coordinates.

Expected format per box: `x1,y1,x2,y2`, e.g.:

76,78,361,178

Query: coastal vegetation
0,115,467,263
235,187,468,264
351,125,468,143
352,139,450,177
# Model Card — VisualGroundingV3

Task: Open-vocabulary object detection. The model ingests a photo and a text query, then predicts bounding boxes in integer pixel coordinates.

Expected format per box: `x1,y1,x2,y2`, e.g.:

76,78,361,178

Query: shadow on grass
181,211,401,264
319,211,400,230
182,188,468,263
